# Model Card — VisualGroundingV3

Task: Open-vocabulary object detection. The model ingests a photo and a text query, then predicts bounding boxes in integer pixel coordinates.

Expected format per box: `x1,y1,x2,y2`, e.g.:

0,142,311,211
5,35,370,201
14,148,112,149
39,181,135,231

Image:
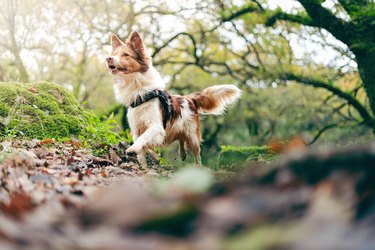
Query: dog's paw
126,145,142,156
125,150,137,157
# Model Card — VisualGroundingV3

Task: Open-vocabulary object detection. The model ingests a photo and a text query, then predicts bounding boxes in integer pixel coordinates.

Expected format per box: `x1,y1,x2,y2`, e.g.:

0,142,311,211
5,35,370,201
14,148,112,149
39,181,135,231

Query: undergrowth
0,81,128,154
217,145,275,171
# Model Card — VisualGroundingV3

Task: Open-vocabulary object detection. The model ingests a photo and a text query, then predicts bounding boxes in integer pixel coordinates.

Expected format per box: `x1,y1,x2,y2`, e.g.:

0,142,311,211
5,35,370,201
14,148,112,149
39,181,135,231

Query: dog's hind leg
187,134,201,166
179,139,187,161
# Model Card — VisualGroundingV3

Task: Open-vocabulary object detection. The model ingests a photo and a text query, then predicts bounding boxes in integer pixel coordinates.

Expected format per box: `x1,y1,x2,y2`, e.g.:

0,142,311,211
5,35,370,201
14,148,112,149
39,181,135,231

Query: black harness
129,89,172,128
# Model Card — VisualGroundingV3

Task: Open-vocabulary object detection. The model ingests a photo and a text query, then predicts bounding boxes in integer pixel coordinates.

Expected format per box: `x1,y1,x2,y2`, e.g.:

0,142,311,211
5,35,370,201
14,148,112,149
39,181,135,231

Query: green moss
217,145,274,170
0,81,122,147
0,103,9,117
0,87,18,106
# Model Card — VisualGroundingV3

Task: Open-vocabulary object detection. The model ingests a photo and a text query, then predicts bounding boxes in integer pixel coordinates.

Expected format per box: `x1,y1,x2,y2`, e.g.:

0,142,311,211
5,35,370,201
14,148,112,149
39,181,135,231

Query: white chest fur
127,99,162,138
113,67,165,107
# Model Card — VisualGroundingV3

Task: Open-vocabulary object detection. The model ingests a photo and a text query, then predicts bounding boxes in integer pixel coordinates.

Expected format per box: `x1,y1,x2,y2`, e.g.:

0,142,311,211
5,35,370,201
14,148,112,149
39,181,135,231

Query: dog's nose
106,57,113,62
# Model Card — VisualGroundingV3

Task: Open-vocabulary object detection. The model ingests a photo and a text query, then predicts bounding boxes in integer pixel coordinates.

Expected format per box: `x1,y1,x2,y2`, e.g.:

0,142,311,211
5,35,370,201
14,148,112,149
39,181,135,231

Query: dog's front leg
126,124,165,158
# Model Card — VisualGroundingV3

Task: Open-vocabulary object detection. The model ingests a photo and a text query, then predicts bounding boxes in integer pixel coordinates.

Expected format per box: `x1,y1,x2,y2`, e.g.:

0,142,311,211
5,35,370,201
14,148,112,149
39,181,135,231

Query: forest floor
0,139,178,249
1,139,375,249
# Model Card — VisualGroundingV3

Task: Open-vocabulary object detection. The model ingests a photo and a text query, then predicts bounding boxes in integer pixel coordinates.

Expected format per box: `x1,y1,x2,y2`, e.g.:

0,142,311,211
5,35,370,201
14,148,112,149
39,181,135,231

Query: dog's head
106,31,151,75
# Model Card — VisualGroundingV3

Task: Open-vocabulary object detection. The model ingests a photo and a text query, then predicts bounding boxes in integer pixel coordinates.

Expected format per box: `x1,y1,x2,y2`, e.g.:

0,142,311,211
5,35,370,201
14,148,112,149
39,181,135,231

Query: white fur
113,67,165,107
167,99,189,133
198,84,242,115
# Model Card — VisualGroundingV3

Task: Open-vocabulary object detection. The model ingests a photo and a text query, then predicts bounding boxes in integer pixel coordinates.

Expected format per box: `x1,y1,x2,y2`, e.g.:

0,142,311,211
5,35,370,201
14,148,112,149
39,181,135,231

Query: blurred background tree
0,0,373,166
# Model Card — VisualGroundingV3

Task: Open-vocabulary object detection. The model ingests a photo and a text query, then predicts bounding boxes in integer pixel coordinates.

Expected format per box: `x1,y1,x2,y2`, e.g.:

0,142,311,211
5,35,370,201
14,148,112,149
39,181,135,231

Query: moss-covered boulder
0,81,110,141
217,145,274,170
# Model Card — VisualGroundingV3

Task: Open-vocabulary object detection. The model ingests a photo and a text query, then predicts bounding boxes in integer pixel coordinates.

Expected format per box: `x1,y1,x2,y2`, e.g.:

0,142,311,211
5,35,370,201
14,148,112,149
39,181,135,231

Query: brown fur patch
191,92,217,112
125,32,150,73
125,42,149,73
189,86,240,114
110,32,150,74
163,95,188,144
186,97,198,112
164,128,184,145
186,97,201,140
135,122,148,138
170,95,183,121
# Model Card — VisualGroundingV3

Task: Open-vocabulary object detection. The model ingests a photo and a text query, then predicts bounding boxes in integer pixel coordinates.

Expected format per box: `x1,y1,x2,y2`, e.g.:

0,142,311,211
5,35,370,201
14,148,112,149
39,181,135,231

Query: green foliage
217,145,273,170
79,112,124,154
0,81,123,149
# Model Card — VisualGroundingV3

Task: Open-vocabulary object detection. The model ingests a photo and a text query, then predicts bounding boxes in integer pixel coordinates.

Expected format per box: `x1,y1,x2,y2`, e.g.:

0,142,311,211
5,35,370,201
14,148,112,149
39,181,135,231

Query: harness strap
129,89,172,128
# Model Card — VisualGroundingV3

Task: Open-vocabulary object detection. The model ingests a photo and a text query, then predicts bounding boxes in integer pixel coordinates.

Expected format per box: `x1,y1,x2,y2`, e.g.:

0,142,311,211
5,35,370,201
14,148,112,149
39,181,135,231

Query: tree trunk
10,34,29,82
13,51,29,83
353,48,375,125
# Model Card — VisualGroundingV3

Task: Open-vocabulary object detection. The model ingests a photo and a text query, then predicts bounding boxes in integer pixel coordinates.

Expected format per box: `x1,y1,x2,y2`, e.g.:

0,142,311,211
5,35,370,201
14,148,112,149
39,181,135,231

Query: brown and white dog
106,31,241,166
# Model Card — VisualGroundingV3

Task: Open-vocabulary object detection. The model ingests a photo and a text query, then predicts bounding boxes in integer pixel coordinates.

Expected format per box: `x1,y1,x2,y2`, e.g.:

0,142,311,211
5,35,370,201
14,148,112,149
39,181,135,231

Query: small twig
307,123,338,145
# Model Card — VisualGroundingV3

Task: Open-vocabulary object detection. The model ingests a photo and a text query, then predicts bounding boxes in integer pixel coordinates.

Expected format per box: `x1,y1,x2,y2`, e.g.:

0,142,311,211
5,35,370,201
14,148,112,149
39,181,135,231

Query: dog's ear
128,31,145,52
111,34,123,50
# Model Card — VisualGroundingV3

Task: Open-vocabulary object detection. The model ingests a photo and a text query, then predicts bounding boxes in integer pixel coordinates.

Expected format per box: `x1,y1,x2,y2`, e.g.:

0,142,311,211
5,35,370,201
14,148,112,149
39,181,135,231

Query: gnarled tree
218,0,375,129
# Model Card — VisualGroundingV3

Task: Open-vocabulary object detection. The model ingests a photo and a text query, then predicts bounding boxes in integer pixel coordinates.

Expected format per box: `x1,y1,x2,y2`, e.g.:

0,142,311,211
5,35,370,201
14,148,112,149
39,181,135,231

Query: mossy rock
0,81,90,139
217,145,274,171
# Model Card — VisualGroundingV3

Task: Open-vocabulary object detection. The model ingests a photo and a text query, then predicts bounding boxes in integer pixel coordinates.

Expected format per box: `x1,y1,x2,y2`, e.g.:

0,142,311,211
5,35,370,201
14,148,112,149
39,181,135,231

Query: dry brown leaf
27,87,38,93
268,138,285,154
65,140,82,149
100,170,107,177
38,138,55,146
0,191,35,219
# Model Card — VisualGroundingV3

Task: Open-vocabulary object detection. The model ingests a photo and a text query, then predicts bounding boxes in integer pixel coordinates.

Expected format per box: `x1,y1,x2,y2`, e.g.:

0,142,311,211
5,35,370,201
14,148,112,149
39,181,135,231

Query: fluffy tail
190,84,242,115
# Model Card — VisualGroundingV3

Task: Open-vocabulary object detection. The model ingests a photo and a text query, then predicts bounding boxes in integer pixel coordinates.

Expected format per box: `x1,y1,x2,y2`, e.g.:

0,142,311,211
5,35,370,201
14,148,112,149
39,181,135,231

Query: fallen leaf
0,191,35,219
27,87,38,93
38,138,55,146
100,170,107,177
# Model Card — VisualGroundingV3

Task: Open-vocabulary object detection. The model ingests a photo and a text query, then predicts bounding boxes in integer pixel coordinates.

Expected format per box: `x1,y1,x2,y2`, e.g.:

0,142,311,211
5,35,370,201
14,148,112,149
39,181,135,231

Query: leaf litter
1,140,375,249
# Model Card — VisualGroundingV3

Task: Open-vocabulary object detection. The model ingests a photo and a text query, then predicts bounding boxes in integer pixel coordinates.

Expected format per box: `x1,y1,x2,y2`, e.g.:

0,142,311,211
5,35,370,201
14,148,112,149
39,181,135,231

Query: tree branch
152,32,197,58
297,0,350,43
281,73,374,126
308,123,339,145
229,21,264,69
220,5,259,22
265,9,314,27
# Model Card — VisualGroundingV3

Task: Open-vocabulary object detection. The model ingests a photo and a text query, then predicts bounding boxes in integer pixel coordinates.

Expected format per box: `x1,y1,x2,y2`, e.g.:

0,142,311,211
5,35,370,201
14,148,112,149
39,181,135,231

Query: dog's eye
123,53,130,57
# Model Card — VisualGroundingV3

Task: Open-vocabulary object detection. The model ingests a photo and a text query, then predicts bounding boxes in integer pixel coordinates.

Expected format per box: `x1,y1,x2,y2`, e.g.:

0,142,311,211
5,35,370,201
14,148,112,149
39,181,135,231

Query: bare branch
281,72,374,126
265,10,314,27
297,0,351,43
229,21,264,69
152,32,197,58
308,123,339,145
221,5,259,22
